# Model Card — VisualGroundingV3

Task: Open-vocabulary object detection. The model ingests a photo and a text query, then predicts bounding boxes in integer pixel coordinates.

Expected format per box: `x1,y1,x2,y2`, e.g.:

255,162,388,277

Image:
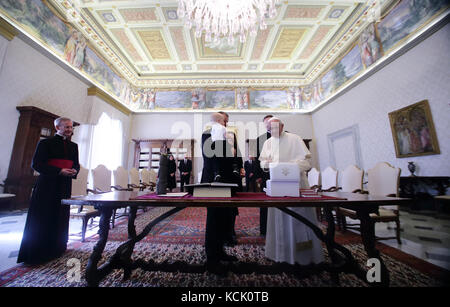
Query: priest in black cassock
17,117,80,265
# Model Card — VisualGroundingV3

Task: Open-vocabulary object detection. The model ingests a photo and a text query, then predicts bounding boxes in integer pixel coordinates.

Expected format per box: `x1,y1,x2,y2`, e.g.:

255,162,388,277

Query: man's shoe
205,261,227,276
219,253,238,262
214,174,222,182
224,237,238,247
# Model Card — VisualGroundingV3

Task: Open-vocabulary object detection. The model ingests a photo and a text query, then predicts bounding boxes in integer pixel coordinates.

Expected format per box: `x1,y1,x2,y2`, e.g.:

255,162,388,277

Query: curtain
90,112,123,171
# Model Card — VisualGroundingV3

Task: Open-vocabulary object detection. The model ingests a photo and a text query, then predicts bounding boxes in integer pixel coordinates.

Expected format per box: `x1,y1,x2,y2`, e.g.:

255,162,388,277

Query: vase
408,162,416,176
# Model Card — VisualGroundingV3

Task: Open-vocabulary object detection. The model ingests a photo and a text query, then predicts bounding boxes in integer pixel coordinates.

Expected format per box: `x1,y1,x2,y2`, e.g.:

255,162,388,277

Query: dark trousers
246,179,257,192
205,207,234,261
180,174,190,192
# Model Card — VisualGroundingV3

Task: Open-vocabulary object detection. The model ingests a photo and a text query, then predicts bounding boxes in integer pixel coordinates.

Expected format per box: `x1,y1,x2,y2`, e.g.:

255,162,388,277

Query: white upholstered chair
308,167,322,220
339,162,402,244
90,164,124,227
340,165,364,193
335,165,364,230
140,168,156,191
307,167,321,190
71,166,89,197
70,166,100,242
149,169,157,185
316,167,339,222
320,166,339,192
91,164,112,193
129,167,141,191
112,166,131,191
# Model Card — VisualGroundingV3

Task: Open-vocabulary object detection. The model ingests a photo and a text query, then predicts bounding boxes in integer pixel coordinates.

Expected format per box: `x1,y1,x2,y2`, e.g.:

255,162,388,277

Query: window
90,112,123,171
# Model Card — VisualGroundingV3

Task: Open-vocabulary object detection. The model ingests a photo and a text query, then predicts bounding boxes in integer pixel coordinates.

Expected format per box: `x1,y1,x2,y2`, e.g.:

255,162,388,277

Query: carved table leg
128,207,138,239
85,207,113,287
323,207,340,285
123,206,138,280
357,208,390,287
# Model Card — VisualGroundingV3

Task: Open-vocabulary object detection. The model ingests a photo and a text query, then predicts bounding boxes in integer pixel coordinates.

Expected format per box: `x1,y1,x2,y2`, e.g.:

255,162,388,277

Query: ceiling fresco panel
118,7,159,23
169,27,189,61
135,29,171,61
110,28,143,62
284,5,325,19
250,26,272,61
298,25,333,60
270,27,307,60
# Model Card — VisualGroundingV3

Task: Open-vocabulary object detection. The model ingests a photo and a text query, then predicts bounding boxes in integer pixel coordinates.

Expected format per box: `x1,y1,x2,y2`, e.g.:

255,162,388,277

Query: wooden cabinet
399,176,449,212
3,106,78,210
132,139,195,185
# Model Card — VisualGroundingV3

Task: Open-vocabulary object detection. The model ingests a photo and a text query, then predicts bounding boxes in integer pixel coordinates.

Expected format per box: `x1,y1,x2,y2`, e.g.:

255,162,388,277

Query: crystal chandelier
177,0,279,45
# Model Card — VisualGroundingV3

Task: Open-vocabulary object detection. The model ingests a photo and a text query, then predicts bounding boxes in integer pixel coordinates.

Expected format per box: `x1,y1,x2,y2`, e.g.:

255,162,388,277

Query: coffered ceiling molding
0,0,448,114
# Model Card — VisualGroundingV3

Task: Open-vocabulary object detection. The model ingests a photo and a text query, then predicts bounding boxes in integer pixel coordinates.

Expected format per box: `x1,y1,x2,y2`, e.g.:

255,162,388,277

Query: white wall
312,23,450,179
0,35,130,191
130,112,314,182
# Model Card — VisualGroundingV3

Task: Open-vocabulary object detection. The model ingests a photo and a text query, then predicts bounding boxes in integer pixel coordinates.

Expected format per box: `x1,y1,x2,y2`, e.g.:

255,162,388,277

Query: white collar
56,132,68,140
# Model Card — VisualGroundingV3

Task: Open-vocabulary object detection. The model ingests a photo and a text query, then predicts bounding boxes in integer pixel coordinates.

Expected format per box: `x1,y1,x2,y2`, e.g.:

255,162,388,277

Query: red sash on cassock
47,159,73,169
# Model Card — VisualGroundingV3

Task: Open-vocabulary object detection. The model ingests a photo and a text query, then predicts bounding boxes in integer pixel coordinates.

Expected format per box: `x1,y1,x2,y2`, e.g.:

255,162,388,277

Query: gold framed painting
388,100,440,158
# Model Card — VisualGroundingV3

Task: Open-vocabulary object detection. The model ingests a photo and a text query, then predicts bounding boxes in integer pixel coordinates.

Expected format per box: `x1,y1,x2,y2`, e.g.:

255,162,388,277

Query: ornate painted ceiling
49,0,386,87
0,0,448,112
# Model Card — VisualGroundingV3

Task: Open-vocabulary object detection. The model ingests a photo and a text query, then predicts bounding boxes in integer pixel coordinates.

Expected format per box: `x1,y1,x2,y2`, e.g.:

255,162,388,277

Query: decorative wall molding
0,17,17,41
327,124,363,170
87,86,131,116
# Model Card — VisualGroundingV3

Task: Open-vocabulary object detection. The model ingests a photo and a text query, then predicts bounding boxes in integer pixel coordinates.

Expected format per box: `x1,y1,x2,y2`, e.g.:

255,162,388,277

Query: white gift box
264,180,300,197
269,162,300,181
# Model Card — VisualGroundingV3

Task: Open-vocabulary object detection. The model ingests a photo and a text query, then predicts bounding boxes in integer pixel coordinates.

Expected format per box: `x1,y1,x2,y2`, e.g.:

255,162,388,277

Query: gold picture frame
388,100,440,158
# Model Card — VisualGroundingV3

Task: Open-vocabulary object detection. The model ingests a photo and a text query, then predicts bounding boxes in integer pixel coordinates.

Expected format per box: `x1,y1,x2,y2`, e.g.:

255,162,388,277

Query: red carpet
87,207,264,245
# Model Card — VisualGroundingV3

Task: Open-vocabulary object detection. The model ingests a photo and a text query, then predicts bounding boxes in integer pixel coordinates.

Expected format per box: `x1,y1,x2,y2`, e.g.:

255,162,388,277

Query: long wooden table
62,191,410,287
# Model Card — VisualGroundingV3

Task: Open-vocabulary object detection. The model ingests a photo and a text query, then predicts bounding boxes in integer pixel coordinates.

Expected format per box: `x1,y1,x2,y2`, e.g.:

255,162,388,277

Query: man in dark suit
201,113,239,275
178,156,192,192
244,156,259,192
256,114,273,236
17,117,80,264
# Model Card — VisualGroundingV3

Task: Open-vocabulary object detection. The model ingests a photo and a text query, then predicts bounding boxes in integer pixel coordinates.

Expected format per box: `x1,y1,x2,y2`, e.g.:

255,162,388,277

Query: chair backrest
72,165,89,196
307,167,320,188
149,169,157,183
113,166,129,188
129,168,140,186
340,165,364,193
140,168,150,184
321,166,338,190
367,162,401,197
92,164,112,192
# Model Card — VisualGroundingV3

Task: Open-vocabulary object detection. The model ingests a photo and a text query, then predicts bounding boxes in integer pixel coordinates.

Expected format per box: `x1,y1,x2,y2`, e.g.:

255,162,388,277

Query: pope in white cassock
259,117,324,265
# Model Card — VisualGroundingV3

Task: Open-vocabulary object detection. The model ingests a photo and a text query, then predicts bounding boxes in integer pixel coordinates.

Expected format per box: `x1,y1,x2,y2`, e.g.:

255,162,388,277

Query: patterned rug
1,208,448,287
87,207,265,245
